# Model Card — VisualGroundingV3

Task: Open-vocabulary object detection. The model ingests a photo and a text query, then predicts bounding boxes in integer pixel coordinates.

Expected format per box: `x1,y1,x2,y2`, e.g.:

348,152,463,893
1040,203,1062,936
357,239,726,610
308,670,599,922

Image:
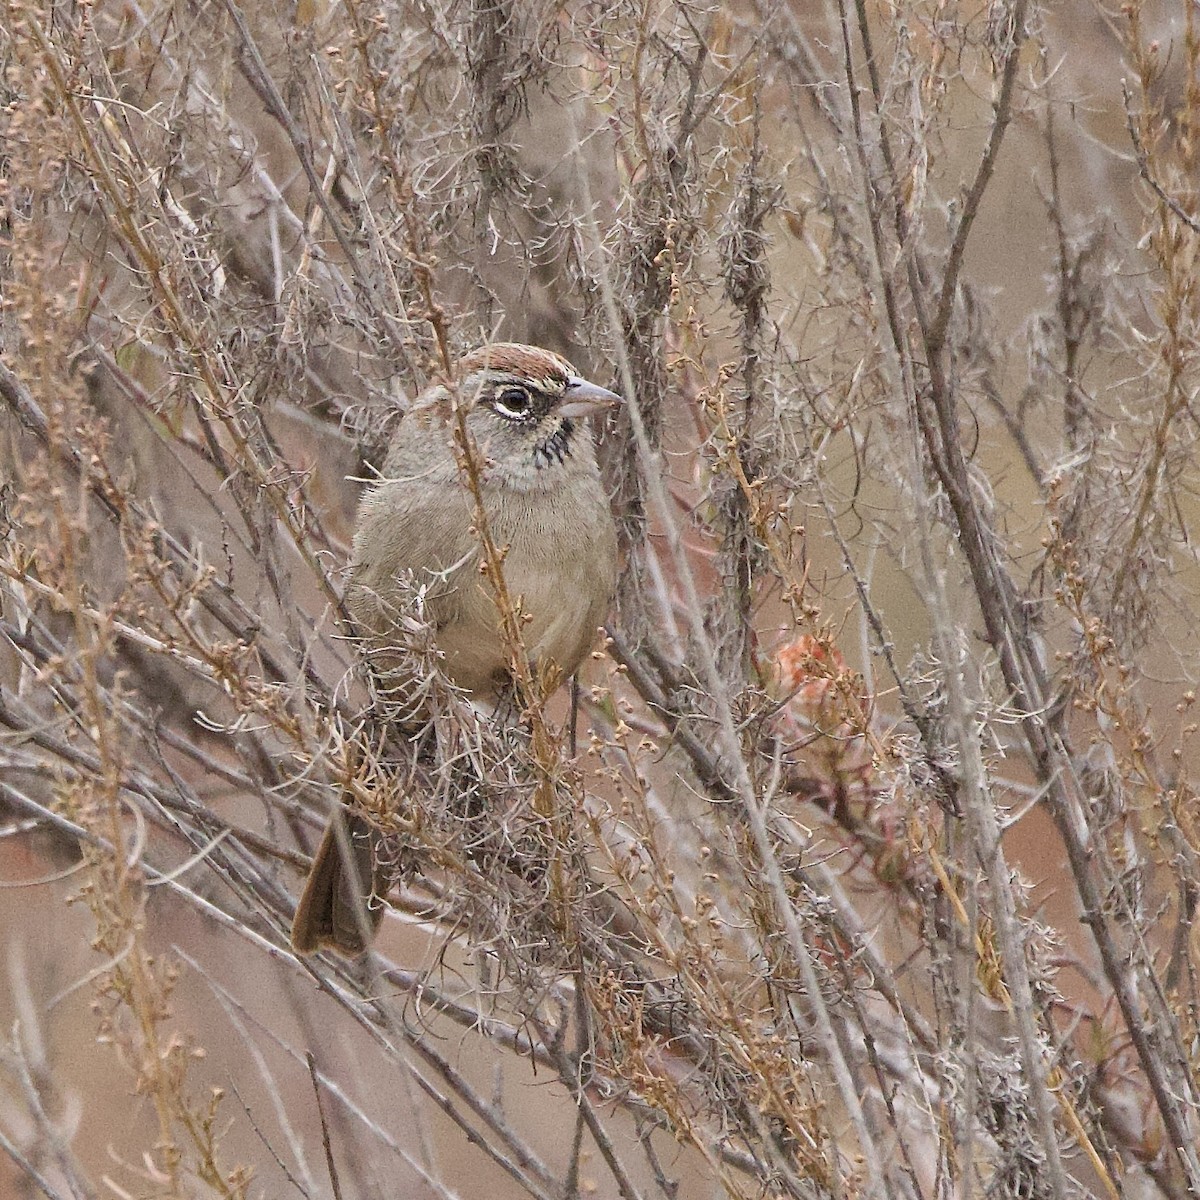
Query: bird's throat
532,417,575,470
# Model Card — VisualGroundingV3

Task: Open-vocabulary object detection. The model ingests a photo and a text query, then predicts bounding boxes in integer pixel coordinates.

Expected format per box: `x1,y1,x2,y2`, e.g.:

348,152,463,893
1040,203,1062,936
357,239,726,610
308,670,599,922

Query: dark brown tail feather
291,808,391,956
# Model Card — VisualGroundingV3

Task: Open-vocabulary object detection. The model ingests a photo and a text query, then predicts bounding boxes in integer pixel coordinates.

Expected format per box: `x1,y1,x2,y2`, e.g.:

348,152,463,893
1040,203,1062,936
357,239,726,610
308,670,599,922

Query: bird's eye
494,386,533,420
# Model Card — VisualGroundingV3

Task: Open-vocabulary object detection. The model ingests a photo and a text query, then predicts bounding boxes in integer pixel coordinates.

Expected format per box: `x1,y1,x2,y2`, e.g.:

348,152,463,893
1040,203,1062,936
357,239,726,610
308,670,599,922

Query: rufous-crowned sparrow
291,343,620,956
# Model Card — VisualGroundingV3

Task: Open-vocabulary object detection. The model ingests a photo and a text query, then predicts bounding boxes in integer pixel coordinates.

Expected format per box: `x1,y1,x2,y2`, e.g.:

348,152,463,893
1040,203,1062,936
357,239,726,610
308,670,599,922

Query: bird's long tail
291,808,392,956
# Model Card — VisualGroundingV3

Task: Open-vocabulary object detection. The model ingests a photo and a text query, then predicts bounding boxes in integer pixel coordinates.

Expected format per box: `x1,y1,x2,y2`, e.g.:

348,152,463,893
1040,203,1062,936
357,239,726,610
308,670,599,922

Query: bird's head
450,343,621,490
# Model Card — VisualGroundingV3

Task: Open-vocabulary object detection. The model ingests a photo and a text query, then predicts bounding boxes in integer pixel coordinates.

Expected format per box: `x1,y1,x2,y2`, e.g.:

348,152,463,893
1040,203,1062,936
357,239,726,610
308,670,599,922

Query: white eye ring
494,386,533,420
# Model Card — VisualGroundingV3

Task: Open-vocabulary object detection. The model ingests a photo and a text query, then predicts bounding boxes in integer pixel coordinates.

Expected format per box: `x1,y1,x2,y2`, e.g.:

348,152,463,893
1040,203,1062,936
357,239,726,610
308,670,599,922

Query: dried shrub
2,1,1199,1198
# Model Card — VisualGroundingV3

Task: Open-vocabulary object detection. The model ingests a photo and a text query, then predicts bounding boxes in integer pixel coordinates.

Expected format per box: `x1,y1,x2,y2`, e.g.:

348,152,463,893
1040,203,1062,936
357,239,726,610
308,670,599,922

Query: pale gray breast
348,414,616,701
481,469,617,679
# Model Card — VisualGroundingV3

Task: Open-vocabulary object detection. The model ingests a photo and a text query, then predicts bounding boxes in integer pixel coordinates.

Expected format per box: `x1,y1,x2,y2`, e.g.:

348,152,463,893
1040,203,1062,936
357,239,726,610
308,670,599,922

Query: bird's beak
559,377,622,419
